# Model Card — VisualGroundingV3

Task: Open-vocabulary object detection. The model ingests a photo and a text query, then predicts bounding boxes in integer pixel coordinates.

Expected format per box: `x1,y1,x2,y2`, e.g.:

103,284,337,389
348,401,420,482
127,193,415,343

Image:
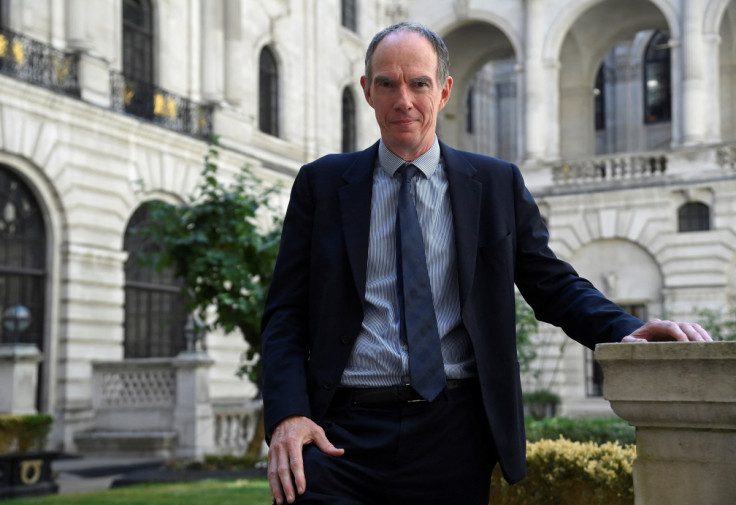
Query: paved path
52,455,267,495
53,456,165,495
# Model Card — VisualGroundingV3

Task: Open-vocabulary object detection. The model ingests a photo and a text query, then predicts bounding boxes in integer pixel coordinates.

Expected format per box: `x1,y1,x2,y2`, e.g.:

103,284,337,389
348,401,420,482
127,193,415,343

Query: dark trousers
291,381,497,505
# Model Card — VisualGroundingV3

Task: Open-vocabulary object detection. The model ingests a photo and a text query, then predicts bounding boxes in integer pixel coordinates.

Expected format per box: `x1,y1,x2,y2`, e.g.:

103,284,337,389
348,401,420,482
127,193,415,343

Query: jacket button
323,380,334,390
340,334,352,345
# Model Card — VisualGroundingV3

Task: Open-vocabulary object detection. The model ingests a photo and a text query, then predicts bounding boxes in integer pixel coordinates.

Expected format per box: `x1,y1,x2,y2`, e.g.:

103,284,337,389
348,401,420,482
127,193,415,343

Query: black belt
333,379,476,407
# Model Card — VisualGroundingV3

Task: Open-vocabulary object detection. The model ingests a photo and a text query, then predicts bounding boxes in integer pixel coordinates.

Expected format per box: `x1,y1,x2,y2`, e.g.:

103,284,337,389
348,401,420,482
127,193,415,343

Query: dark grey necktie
396,164,446,401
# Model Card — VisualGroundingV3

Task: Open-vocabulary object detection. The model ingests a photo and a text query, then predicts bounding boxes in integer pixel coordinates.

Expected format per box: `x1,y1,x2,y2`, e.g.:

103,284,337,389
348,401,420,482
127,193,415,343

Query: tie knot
398,163,419,184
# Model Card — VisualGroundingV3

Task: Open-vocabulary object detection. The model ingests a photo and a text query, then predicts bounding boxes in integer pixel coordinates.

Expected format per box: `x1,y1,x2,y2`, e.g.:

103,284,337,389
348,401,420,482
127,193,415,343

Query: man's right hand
267,416,345,504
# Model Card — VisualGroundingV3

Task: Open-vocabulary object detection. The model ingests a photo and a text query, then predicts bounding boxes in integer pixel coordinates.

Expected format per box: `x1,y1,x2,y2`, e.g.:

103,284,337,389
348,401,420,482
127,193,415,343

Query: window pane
0,166,46,348
123,203,188,358
259,47,279,136
342,88,356,152
341,0,357,31
644,31,671,123
678,202,710,232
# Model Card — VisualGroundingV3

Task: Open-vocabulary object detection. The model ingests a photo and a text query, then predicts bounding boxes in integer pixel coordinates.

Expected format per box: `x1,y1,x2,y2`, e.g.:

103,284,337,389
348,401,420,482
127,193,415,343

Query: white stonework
0,0,735,454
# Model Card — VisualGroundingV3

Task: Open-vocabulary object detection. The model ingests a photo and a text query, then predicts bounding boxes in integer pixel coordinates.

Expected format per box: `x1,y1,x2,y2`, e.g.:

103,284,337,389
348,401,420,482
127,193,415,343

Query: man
261,22,711,505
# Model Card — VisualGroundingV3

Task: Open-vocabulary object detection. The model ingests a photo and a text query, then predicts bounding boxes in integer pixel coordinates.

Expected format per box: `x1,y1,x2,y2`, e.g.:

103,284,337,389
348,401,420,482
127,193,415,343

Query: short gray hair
364,22,450,85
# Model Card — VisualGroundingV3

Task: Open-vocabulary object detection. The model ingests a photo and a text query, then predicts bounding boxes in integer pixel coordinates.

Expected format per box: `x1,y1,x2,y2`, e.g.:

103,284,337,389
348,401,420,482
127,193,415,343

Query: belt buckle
400,384,426,403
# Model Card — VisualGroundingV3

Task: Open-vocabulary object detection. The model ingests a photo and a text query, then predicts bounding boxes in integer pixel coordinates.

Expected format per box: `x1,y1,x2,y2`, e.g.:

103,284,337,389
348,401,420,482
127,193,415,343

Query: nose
394,84,412,110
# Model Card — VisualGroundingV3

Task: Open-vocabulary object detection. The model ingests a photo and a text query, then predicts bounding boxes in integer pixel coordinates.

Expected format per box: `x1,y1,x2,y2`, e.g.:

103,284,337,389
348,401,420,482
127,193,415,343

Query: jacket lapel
440,141,482,308
339,142,379,303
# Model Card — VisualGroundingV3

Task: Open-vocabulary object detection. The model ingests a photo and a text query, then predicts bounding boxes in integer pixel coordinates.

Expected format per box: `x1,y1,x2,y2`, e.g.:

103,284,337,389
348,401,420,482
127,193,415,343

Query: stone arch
543,0,680,64
704,0,735,34
545,0,673,158
706,0,736,141
570,238,663,311
433,18,519,156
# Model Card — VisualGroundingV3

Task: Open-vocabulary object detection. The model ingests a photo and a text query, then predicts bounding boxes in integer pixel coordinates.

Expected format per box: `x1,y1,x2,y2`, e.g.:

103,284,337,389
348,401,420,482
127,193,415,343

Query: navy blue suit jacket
261,140,643,483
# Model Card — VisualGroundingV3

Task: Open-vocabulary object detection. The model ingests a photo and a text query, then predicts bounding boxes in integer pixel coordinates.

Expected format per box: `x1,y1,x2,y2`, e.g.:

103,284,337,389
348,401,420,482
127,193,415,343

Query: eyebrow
373,75,394,86
372,75,434,86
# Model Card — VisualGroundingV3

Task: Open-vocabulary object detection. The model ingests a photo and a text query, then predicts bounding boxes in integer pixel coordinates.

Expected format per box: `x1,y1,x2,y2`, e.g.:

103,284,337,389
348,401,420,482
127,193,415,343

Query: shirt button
402,344,409,351
402,376,411,384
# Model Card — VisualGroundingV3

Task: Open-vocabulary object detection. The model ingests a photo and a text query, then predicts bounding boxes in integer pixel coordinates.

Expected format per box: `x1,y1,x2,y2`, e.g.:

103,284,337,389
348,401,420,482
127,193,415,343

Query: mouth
391,118,417,127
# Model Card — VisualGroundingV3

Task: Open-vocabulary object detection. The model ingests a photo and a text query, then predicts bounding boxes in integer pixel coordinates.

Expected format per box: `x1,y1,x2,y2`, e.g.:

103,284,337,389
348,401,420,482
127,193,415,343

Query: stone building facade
0,0,734,454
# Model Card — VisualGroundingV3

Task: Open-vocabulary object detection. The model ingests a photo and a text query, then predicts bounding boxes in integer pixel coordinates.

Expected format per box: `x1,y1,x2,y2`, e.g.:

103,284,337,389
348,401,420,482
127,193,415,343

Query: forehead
370,31,438,79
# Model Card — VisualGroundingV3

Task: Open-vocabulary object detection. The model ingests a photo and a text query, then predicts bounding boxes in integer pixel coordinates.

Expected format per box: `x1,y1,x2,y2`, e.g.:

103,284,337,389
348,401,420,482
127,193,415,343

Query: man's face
361,31,453,161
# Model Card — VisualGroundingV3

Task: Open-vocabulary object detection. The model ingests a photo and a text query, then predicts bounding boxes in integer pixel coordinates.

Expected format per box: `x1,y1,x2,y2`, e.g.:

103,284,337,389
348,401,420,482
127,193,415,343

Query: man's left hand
621,318,712,343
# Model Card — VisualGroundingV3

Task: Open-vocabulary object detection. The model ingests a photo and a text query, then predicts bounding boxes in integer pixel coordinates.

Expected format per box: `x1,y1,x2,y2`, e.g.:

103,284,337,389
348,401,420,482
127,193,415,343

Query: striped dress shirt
340,137,477,388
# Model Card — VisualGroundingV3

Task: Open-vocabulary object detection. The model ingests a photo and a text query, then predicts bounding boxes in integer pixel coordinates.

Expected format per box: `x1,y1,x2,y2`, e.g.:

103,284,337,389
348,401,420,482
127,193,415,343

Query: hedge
0,414,53,453
525,417,635,445
491,438,635,505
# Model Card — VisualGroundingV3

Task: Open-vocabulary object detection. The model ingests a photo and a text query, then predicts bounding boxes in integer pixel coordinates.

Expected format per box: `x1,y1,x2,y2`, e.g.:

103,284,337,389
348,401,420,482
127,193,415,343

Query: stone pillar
173,351,215,459
0,344,44,415
522,0,548,162
223,0,243,106
680,0,709,146
201,0,225,103
66,0,111,108
595,342,736,505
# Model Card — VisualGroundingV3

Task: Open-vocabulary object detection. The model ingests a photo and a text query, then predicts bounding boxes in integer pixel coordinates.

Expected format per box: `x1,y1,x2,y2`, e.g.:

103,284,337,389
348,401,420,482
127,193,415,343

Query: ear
438,76,453,111
361,75,374,108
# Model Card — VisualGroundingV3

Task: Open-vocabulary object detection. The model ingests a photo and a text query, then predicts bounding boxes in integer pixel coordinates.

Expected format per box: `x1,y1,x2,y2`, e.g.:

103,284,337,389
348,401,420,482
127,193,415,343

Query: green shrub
491,438,635,505
525,417,635,445
0,414,53,453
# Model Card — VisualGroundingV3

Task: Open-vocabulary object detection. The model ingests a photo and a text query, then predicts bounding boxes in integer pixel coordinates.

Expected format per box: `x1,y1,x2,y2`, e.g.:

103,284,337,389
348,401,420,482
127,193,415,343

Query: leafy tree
135,138,283,459
696,308,736,341
515,292,539,375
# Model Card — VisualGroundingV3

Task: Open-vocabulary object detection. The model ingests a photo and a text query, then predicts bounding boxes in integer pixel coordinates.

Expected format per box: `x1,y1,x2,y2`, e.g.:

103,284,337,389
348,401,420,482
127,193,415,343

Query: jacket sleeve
510,165,644,348
261,166,314,440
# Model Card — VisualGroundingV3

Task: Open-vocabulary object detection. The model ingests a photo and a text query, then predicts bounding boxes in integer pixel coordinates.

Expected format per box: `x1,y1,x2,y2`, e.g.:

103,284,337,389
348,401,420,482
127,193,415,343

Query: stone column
223,0,243,106
200,0,224,103
595,342,736,505
522,0,548,162
0,344,44,415
66,0,111,108
173,351,214,459
680,0,709,146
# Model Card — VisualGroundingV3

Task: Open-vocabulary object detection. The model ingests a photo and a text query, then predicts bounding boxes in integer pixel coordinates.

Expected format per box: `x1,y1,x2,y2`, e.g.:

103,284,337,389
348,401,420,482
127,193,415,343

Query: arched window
341,0,357,32
466,84,475,134
594,64,605,131
0,165,46,348
341,87,356,153
678,202,710,232
123,203,188,358
259,47,279,136
123,0,155,118
644,30,671,124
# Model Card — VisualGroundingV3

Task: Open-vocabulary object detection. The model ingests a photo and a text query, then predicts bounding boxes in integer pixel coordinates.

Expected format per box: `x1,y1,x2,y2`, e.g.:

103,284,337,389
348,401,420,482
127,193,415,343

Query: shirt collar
378,136,440,179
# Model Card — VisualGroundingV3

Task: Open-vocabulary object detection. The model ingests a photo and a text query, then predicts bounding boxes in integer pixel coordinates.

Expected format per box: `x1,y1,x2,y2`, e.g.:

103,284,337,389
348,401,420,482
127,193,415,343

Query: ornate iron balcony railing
110,71,213,140
0,26,80,97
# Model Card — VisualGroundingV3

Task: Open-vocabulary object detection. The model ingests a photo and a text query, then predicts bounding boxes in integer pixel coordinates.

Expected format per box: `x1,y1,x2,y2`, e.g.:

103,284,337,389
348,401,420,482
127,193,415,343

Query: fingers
267,416,343,504
677,321,712,342
622,319,713,343
268,439,299,504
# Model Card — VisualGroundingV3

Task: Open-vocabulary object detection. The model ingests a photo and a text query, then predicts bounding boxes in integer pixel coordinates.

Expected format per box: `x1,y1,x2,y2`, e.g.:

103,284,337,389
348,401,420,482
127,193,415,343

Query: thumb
311,430,344,457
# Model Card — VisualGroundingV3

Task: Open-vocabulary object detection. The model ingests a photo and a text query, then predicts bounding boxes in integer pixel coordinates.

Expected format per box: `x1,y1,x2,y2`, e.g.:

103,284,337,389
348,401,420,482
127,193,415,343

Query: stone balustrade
76,351,221,459
212,398,262,456
595,342,736,505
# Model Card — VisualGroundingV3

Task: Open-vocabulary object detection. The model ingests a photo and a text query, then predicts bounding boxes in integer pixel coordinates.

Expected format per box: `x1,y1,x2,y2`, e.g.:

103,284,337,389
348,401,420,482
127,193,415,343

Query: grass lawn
3,479,272,505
